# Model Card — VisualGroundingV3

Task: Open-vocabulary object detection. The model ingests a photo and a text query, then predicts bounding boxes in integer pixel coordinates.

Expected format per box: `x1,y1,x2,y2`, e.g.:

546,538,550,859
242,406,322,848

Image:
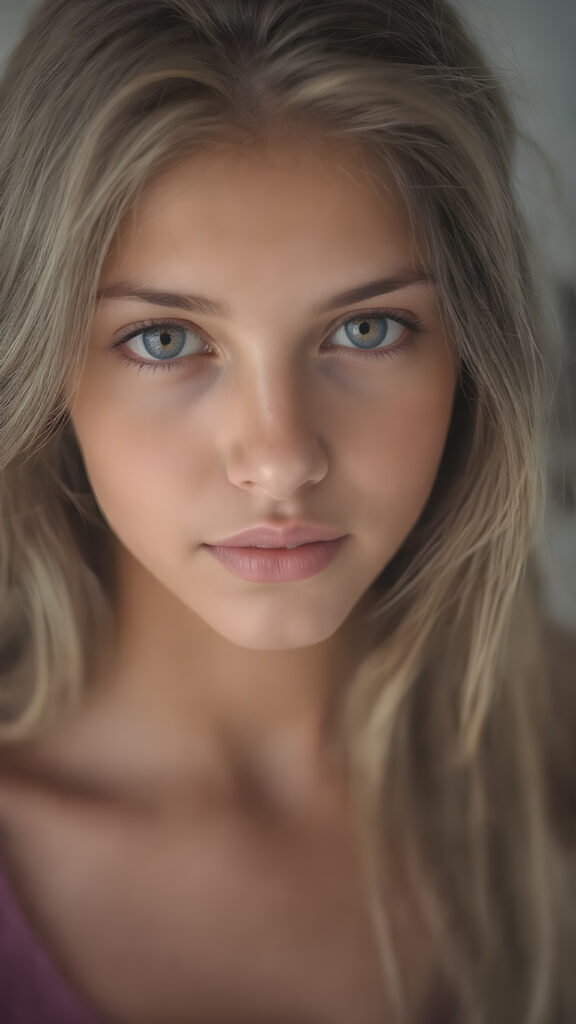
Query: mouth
202,536,348,583
208,521,346,549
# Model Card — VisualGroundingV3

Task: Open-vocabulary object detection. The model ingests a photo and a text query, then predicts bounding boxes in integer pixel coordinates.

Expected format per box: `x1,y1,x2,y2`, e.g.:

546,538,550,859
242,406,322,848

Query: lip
206,521,346,549
203,536,347,583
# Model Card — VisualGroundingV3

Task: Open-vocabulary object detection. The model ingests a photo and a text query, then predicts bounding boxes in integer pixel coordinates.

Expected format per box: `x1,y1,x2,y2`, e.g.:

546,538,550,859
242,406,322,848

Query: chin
206,611,345,652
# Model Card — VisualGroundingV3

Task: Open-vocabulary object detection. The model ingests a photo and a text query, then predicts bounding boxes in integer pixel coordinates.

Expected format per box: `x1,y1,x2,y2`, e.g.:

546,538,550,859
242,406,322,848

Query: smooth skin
67,133,456,811
0,135,457,1023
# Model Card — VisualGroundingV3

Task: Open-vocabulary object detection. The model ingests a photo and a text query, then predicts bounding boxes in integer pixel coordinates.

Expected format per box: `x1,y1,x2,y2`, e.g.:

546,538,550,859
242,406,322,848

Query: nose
223,365,329,500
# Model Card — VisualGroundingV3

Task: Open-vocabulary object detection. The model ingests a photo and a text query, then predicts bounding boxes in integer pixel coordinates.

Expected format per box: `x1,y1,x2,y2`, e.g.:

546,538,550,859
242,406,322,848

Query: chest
2,803,412,1024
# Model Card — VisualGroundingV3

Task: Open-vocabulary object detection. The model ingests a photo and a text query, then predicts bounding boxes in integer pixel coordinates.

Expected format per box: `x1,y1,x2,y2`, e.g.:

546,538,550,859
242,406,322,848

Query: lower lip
202,537,347,583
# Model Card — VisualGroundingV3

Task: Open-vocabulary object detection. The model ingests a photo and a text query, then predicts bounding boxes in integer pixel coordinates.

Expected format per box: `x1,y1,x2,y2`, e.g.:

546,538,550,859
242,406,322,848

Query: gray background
1,0,575,629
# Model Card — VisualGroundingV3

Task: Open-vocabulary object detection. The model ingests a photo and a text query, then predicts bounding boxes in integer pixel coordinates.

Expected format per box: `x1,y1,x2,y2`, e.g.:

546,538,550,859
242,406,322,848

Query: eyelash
112,308,424,375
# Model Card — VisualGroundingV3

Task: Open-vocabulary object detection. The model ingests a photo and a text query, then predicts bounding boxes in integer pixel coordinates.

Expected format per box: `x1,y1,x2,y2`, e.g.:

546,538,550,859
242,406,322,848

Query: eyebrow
95,265,435,318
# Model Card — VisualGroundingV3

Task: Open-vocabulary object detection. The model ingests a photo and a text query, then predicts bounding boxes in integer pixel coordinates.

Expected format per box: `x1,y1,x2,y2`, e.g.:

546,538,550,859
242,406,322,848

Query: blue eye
122,323,203,364
330,314,407,353
113,308,423,373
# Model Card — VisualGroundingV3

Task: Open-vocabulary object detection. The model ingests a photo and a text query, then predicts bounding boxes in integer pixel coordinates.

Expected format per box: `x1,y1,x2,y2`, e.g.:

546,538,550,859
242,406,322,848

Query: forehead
104,136,416,277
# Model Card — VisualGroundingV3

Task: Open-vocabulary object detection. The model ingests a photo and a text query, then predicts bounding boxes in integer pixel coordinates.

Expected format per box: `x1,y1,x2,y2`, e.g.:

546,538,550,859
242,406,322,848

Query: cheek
349,377,455,515
70,385,207,531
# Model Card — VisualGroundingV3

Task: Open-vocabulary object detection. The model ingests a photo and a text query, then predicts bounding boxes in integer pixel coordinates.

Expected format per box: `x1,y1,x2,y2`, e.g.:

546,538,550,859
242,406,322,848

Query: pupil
359,321,370,335
160,332,172,347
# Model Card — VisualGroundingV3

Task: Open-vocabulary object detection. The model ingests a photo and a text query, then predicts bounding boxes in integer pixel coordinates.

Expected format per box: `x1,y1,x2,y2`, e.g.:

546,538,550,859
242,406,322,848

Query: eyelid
112,306,424,349
112,317,208,347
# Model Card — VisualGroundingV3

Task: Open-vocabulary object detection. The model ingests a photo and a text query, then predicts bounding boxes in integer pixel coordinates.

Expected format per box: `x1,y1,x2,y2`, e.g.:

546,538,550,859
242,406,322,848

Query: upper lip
206,521,346,548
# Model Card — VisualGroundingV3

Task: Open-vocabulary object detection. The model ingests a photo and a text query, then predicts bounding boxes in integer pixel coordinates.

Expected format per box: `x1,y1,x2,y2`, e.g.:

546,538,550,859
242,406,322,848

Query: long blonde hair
1,0,574,1021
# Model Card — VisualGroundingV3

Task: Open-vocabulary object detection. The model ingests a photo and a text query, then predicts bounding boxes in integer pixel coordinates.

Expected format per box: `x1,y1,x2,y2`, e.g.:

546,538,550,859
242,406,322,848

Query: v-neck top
0,849,104,1024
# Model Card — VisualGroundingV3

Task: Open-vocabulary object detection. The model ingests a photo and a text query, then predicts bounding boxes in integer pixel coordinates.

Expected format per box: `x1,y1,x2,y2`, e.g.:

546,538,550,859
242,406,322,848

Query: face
70,136,457,652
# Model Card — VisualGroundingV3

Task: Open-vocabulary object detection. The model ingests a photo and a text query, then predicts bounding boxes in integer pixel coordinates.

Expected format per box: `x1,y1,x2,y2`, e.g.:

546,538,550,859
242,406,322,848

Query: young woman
0,0,574,1022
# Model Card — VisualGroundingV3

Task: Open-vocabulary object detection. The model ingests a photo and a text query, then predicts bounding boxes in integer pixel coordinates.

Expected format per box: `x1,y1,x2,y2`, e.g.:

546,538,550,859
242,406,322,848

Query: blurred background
1,0,574,629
